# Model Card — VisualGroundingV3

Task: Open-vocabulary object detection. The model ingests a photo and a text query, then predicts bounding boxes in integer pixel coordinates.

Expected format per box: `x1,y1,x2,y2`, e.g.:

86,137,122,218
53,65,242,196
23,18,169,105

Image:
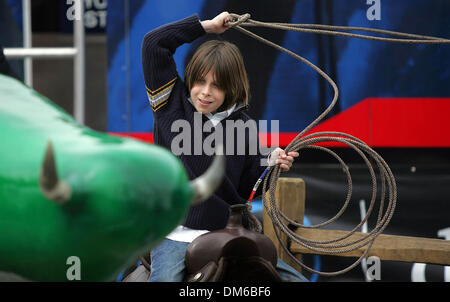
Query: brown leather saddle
184,204,283,282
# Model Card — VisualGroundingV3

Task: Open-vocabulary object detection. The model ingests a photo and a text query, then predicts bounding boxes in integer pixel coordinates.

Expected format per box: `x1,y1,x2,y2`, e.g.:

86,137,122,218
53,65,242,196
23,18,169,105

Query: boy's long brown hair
185,40,250,112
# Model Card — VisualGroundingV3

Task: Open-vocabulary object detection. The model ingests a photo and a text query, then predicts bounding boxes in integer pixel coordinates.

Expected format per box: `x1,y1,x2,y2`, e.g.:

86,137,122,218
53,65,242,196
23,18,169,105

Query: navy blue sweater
141,15,266,231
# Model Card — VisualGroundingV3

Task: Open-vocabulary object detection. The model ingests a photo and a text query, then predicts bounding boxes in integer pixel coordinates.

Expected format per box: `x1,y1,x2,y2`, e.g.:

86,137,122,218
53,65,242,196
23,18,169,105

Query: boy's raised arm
141,15,205,112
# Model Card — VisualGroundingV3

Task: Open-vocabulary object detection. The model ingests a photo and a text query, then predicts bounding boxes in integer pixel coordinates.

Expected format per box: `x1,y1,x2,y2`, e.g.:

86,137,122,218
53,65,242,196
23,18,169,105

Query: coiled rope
227,13,450,276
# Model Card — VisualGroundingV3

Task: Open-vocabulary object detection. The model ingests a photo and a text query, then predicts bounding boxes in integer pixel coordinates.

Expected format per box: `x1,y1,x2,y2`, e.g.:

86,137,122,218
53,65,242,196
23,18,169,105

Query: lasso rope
227,13,450,276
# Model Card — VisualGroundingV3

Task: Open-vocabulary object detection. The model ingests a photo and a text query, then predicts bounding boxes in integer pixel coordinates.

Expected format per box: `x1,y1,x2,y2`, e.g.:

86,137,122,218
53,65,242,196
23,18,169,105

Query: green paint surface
0,75,193,281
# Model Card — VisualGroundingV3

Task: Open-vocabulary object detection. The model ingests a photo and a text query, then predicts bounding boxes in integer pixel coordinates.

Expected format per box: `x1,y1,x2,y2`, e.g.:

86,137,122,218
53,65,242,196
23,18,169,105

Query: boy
142,12,304,281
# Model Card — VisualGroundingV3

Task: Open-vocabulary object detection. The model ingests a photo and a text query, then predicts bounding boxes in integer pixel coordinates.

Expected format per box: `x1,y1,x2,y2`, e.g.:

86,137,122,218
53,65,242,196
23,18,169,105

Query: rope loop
227,13,251,27
232,12,449,277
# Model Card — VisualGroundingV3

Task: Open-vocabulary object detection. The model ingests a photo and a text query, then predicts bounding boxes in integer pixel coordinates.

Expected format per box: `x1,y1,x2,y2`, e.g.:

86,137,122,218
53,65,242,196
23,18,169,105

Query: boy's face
190,70,225,114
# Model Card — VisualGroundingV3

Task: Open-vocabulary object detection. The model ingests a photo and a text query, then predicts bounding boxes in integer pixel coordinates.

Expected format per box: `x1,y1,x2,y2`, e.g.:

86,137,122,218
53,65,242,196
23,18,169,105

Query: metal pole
74,0,85,124
4,48,77,59
22,0,32,87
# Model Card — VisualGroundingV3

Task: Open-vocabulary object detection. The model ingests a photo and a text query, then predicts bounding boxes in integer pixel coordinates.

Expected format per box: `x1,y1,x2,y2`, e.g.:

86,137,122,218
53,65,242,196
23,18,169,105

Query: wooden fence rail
263,177,450,272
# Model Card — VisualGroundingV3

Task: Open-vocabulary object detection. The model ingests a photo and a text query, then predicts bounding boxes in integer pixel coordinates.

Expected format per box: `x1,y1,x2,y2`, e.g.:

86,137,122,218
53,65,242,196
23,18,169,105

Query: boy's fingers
276,159,292,166
288,151,299,158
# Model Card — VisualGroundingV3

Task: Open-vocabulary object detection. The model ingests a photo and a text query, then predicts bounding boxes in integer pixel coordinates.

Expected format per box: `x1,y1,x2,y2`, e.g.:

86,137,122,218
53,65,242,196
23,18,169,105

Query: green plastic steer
0,74,223,281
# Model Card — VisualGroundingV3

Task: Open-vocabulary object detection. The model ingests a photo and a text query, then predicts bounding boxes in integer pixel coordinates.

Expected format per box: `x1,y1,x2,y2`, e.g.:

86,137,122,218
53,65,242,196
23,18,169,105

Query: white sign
66,0,108,29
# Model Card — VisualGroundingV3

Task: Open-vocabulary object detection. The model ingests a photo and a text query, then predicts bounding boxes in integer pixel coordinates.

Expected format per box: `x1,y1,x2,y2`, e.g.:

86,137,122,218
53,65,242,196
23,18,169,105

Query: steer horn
190,144,225,205
39,141,72,204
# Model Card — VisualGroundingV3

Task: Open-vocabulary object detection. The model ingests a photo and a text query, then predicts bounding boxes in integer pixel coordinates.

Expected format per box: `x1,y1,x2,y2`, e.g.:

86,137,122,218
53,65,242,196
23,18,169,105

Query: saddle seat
184,204,283,282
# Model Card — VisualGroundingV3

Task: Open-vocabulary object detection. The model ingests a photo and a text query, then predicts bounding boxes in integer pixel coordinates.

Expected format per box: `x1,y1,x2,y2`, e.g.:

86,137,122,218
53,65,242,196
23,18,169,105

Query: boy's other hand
201,12,232,34
269,147,299,172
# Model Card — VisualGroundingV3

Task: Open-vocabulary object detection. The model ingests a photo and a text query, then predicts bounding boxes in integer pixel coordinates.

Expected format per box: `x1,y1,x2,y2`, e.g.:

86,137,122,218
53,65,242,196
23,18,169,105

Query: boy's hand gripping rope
228,13,450,276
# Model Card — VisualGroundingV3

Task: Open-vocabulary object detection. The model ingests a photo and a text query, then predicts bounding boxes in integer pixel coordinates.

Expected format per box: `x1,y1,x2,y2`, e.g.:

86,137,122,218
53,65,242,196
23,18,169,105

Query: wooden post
263,177,305,273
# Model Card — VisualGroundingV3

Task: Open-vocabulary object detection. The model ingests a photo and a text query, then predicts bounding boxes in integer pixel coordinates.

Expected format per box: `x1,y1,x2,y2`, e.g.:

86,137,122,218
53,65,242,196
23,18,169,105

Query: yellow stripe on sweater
146,77,177,95
151,99,169,112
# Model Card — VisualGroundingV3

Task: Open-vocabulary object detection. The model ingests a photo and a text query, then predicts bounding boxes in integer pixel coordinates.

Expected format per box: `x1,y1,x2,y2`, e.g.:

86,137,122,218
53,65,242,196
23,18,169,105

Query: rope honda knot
228,13,251,27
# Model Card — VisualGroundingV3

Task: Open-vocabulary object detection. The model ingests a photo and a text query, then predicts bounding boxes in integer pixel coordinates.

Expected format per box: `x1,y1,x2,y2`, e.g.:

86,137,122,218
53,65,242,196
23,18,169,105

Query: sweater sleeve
141,14,206,112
